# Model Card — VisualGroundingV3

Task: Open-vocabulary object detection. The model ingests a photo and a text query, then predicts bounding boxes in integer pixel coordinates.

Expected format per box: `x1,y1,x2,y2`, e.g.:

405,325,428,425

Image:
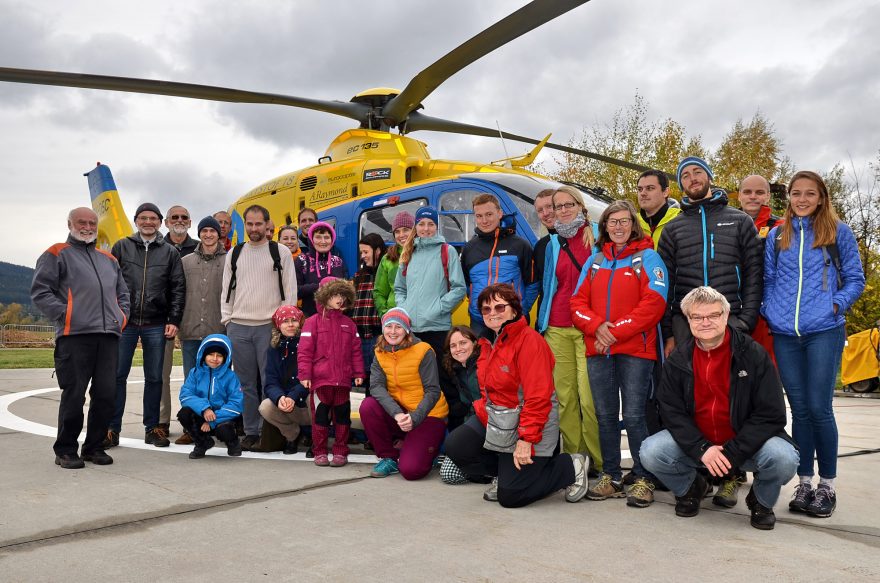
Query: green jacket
373,253,400,317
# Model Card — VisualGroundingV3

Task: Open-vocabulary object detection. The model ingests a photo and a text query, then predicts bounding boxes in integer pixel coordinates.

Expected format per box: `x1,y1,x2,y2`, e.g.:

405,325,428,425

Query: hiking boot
81,450,113,465
371,458,400,478
282,438,300,455
627,477,656,508
745,487,776,530
240,435,260,451
789,482,813,513
713,472,747,508
174,432,194,445
483,478,499,502
189,445,209,459
806,484,836,518
145,427,170,447
330,454,348,467
675,474,709,517
314,454,330,467
227,437,242,457
55,453,85,469
157,422,171,436
565,453,589,503
102,429,119,449
587,473,625,500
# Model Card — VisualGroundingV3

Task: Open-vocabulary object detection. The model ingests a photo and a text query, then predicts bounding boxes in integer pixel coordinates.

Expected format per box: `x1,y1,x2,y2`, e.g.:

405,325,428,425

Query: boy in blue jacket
177,334,244,458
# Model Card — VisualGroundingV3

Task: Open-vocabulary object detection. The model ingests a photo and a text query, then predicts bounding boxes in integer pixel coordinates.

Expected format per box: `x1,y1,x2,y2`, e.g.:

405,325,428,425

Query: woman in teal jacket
394,206,467,427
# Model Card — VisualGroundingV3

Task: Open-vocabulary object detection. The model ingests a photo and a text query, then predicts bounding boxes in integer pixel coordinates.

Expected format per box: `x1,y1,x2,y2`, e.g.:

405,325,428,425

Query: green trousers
544,325,602,471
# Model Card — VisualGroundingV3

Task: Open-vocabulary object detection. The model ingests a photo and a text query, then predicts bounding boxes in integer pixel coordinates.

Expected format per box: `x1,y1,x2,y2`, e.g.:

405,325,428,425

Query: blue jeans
587,354,654,480
181,339,202,380
640,430,799,508
111,324,167,432
773,325,845,478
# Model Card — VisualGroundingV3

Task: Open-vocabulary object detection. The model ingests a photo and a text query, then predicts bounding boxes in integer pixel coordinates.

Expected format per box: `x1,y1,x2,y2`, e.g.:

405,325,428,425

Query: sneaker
675,474,709,517
81,450,113,465
806,484,836,518
240,435,260,451
745,487,776,530
713,472,747,508
587,473,625,501
789,482,813,513
370,458,400,478
330,454,348,467
189,445,208,459
174,432,194,445
102,429,120,449
483,477,499,502
314,454,330,467
565,453,589,503
627,477,656,508
55,453,85,469
145,427,170,447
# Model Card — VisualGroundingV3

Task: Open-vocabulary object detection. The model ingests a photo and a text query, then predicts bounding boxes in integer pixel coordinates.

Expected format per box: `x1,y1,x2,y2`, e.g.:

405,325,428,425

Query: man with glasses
213,210,233,251
657,158,763,507
640,286,797,530
106,203,186,448
158,205,198,438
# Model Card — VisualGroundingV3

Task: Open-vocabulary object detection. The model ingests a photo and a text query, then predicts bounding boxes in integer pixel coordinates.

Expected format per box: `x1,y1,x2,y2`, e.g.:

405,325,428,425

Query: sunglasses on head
480,303,509,315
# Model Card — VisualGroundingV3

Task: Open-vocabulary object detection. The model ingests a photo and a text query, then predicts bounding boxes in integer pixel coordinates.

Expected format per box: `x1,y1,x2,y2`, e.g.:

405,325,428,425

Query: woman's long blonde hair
778,170,840,250
399,225,419,265
553,185,594,249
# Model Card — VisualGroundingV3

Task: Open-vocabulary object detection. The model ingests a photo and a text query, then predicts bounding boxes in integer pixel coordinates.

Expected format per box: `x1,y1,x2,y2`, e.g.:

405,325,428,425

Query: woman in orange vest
359,307,448,480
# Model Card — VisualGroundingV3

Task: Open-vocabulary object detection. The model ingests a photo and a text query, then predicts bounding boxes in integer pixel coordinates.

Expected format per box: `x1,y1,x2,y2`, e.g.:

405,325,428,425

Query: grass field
0,349,183,369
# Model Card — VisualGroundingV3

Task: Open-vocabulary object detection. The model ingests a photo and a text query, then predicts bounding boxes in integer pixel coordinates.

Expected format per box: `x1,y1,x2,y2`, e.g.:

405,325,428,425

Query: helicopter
0,0,660,263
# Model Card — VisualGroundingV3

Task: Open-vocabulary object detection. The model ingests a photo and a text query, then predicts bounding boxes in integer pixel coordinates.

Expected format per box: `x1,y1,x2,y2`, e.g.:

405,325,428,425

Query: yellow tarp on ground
841,327,880,385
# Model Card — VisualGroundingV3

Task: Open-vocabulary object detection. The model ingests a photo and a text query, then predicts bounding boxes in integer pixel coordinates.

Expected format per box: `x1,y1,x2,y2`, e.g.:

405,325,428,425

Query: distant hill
0,261,35,307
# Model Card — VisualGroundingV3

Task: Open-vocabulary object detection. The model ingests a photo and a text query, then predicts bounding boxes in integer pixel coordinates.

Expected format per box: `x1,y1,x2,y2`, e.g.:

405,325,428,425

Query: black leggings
315,401,351,427
445,416,575,508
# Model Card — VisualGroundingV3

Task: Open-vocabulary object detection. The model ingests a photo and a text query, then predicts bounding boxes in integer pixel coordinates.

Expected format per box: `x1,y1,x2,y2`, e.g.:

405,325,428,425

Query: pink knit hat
391,211,415,233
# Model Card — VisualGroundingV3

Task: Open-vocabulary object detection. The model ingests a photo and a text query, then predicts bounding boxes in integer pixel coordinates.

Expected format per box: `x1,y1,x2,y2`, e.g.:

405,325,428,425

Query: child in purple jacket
298,277,364,467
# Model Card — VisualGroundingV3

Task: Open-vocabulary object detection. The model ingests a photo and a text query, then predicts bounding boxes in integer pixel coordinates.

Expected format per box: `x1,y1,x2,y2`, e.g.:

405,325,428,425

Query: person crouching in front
177,334,244,458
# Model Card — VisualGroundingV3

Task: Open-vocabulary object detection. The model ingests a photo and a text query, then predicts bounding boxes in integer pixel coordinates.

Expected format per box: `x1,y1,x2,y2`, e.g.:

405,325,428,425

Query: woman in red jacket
570,200,668,508
444,283,589,507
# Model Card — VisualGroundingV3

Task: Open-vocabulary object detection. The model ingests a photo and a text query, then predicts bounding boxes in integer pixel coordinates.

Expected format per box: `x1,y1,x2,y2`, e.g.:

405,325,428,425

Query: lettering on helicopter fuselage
311,186,350,203
94,196,111,216
346,142,380,155
363,168,391,182
327,172,356,183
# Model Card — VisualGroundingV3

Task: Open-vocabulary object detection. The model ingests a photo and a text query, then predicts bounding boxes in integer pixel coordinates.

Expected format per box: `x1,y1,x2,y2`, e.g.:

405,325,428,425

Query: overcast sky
2,0,878,267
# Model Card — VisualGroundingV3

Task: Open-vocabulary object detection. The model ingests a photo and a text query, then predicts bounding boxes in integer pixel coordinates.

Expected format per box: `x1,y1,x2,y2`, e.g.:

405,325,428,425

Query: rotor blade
0,67,370,123
406,112,673,178
380,0,590,124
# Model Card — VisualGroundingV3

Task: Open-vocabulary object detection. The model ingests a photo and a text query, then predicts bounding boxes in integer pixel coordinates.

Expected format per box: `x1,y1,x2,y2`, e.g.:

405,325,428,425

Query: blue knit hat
382,307,412,334
414,206,439,226
676,156,713,190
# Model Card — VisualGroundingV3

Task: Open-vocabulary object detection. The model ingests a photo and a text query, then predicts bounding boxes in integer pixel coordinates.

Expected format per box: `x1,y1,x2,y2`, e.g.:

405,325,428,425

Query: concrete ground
1,367,878,582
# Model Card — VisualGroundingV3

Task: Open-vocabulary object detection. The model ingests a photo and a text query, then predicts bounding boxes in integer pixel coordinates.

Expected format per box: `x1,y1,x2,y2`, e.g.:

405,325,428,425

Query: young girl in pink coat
298,277,364,467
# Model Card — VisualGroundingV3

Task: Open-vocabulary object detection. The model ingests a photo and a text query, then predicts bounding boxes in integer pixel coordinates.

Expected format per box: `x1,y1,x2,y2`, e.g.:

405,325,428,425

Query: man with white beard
31,207,130,469
159,205,198,436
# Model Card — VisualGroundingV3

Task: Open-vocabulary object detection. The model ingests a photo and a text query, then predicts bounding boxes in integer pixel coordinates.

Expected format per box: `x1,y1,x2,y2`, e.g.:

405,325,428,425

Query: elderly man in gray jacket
31,207,130,469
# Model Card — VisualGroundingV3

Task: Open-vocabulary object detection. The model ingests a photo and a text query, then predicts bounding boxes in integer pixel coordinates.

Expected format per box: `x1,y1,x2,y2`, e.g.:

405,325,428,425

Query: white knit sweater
221,242,297,326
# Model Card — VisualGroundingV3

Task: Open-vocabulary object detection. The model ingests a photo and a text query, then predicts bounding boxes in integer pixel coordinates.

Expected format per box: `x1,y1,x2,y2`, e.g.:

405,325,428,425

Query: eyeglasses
553,202,578,211
170,214,189,221
606,218,633,227
688,312,724,323
480,303,510,315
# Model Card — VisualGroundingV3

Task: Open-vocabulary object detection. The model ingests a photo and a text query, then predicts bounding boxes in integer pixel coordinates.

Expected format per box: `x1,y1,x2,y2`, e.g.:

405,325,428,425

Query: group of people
31,154,865,530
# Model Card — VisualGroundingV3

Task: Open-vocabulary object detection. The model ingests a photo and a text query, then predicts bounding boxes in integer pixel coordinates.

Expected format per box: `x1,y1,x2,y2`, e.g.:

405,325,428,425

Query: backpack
401,242,451,292
773,235,842,291
225,240,285,303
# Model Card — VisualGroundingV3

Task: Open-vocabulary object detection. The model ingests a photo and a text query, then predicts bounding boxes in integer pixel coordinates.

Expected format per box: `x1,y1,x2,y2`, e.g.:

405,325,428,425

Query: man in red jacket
640,286,798,530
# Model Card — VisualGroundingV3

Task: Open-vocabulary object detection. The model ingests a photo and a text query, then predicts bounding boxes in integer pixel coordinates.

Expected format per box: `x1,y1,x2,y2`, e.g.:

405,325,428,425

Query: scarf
554,213,586,239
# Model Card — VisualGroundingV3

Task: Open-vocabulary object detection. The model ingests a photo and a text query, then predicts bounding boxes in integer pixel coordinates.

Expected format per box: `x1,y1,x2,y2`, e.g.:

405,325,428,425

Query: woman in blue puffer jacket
762,170,865,519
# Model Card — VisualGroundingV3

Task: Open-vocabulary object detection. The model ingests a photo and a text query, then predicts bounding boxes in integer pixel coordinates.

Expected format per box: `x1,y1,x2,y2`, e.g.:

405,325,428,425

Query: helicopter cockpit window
439,189,486,244
358,199,426,243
